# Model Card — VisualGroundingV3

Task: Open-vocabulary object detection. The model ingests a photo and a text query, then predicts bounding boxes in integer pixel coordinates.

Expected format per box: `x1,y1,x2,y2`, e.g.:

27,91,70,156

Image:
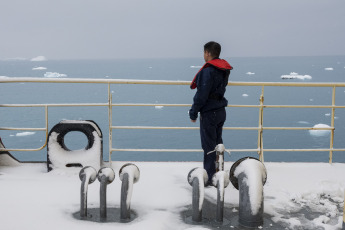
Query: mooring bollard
119,163,140,220
187,168,208,222
97,167,115,219
230,157,267,228
79,166,97,218
212,171,230,223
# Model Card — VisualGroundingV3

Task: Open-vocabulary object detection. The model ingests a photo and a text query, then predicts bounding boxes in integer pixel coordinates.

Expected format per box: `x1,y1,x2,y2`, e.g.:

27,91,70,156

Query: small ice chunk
309,124,331,136
324,68,333,71
325,113,331,116
155,106,164,109
15,132,35,137
242,94,249,97
246,72,255,75
44,72,67,78
190,65,202,68
32,67,47,70
31,56,47,61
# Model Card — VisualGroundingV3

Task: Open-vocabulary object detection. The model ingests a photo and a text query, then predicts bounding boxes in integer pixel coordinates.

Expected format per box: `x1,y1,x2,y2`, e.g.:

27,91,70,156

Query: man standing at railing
189,41,233,186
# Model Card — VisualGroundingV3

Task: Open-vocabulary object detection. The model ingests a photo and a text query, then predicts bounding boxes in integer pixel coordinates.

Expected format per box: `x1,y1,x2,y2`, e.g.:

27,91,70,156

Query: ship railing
1,77,345,163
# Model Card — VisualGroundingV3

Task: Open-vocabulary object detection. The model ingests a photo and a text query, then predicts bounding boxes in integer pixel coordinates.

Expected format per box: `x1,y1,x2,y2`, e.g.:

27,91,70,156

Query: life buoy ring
47,120,103,172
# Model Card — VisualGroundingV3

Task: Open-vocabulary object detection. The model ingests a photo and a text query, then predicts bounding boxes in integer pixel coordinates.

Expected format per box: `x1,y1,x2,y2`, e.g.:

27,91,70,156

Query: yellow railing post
108,83,113,166
330,86,336,164
258,86,265,162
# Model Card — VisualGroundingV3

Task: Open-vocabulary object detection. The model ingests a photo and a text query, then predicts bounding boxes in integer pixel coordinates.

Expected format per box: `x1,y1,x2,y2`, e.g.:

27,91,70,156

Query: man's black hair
204,41,221,58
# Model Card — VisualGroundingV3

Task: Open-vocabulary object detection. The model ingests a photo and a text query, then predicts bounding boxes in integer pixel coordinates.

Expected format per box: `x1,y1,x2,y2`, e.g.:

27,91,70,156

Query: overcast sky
1,0,345,60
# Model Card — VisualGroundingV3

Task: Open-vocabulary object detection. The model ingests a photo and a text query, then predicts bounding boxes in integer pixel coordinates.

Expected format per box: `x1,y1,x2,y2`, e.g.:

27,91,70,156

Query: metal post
79,166,97,218
120,173,130,219
97,167,115,220
212,171,229,223
230,157,267,228
119,163,140,220
238,172,264,227
187,167,208,223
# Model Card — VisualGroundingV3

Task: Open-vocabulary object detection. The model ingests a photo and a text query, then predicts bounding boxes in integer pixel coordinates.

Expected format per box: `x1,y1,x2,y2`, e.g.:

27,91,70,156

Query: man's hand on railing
191,119,197,123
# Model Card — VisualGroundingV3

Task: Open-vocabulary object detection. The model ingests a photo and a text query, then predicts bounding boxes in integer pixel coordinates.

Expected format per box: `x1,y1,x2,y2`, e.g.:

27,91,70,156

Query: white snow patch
246,72,255,75
32,67,47,70
188,168,208,210
31,56,47,61
309,124,331,137
242,94,249,97
281,72,312,80
15,132,35,137
234,159,267,215
325,67,333,71
44,72,67,78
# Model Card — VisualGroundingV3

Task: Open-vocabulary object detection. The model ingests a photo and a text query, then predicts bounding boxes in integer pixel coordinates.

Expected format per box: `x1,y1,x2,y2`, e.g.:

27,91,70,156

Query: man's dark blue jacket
189,60,231,120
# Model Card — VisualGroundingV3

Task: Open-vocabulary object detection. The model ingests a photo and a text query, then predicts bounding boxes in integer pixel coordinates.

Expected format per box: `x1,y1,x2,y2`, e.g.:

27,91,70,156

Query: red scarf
190,59,233,89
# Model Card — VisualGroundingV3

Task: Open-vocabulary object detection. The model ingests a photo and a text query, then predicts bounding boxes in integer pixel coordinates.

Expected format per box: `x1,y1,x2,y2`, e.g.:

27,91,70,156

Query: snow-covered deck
0,161,344,229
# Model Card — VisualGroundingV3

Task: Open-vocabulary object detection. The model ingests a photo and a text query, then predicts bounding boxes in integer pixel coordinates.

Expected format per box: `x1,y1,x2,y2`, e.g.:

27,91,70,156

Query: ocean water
1,56,345,163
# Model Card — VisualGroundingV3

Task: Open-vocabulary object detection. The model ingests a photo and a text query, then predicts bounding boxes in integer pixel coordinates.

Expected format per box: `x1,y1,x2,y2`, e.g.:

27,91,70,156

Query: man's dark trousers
200,107,226,181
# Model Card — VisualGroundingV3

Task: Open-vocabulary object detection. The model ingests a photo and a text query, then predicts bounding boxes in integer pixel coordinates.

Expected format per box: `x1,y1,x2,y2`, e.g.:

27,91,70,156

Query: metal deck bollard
97,167,115,220
230,157,267,228
119,163,140,220
79,166,97,218
187,168,208,222
212,171,230,223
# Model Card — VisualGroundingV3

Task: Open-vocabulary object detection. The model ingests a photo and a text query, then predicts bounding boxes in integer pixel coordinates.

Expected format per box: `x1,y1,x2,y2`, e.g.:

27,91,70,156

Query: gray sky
1,0,345,60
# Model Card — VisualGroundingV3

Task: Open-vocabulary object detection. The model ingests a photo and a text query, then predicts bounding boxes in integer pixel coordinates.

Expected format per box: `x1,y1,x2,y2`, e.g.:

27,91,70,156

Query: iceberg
31,56,47,61
309,124,331,136
32,67,47,70
281,72,312,80
15,132,35,137
44,72,67,78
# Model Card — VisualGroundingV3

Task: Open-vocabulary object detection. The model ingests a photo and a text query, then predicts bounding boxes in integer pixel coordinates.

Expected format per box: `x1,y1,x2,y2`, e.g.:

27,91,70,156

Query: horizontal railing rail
1,77,344,163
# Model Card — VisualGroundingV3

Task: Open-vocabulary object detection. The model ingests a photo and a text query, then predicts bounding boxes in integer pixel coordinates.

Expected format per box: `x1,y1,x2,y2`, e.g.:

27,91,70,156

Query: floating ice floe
324,68,333,71
31,56,47,62
32,67,47,70
325,113,331,116
44,72,67,78
155,106,164,109
246,72,255,75
190,66,202,68
297,121,309,124
15,132,35,137
309,124,331,136
242,94,249,97
281,72,312,80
